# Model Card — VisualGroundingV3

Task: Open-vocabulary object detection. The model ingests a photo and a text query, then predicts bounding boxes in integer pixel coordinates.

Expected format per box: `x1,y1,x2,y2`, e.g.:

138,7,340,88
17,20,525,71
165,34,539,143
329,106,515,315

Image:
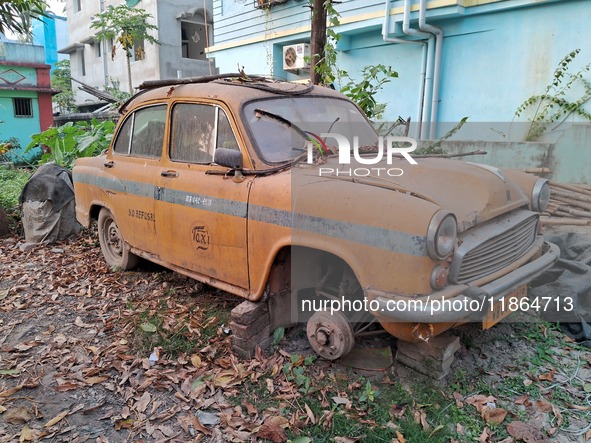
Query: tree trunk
310,0,327,85
126,51,133,94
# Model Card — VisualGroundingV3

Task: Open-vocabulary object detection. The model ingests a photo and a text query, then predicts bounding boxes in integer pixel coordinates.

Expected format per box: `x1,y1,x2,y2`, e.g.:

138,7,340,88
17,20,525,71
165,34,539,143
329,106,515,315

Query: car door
155,101,251,290
108,104,167,256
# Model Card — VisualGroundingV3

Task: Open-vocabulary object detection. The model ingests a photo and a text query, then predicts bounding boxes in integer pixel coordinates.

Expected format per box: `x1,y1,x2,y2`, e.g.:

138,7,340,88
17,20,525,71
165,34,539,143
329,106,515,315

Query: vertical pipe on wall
419,0,443,139
382,0,428,139
402,0,434,140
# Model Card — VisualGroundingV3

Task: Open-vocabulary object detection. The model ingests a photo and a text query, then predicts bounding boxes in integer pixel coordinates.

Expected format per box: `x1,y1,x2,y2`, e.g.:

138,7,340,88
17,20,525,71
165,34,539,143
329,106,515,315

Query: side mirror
214,148,243,169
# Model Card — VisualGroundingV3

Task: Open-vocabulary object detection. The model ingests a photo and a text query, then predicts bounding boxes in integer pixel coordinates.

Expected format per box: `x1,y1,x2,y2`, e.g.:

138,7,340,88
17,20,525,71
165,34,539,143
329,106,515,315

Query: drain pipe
418,0,443,139
402,0,434,141
382,0,427,139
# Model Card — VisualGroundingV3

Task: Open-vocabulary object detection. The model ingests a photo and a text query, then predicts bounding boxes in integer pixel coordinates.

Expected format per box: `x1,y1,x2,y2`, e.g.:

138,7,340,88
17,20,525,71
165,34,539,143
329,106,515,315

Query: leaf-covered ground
1,231,590,442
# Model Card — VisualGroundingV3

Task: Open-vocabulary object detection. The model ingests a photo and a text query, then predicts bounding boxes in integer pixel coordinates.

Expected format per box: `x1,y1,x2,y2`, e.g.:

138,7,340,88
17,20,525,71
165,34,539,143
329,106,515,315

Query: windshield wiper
254,108,312,143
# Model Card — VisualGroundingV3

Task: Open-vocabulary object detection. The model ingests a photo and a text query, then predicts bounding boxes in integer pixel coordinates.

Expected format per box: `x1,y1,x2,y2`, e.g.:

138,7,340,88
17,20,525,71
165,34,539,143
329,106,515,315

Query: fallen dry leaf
534,398,552,412
0,383,25,397
19,425,35,442
44,409,69,428
466,394,497,413
257,423,287,442
538,370,555,382
304,403,316,424
481,405,508,425
551,404,563,427
84,376,108,385
506,421,550,443
4,407,32,424
135,391,151,414
479,427,491,443
74,316,92,328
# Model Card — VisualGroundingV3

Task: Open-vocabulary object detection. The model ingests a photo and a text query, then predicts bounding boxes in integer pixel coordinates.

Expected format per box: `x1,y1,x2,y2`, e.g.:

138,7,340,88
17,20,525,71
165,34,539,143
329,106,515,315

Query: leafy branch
515,49,591,141
90,4,159,93
340,64,398,121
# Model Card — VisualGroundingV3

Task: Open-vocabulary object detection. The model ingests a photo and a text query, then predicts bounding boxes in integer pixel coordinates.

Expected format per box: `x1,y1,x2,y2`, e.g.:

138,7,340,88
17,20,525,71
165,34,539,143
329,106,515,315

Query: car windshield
243,96,379,164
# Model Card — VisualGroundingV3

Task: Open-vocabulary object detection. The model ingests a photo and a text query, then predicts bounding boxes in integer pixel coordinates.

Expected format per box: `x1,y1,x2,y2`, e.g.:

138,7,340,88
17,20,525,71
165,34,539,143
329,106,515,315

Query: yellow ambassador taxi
73,75,560,360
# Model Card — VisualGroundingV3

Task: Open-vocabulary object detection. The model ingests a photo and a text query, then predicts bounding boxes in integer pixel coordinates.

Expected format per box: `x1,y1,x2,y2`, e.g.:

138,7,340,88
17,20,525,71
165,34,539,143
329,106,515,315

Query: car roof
120,75,347,114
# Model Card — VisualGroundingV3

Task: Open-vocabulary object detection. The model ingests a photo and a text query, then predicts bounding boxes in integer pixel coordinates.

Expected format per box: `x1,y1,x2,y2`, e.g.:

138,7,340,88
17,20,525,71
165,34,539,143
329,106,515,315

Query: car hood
297,157,531,231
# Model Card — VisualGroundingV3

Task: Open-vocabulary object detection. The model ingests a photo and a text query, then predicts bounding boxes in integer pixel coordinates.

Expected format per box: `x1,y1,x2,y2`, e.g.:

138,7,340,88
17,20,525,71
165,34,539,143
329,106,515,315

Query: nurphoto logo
306,133,418,177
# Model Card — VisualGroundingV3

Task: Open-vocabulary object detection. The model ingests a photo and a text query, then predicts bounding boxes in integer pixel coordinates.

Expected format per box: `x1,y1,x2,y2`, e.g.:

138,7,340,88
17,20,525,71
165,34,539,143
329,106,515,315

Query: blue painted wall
0,90,41,159
209,0,591,145
32,13,68,71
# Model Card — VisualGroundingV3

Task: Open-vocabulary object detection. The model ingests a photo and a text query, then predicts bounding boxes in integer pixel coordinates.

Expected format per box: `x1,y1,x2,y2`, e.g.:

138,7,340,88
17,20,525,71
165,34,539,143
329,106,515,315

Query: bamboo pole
541,217,589,226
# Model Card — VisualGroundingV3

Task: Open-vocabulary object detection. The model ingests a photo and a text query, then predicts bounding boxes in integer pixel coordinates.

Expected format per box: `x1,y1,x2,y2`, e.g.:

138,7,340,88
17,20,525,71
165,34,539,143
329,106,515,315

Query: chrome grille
449,211,539,284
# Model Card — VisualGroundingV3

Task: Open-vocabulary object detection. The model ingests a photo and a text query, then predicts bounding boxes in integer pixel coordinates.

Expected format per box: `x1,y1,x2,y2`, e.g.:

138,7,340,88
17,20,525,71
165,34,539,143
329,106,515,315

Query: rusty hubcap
306,311,355,360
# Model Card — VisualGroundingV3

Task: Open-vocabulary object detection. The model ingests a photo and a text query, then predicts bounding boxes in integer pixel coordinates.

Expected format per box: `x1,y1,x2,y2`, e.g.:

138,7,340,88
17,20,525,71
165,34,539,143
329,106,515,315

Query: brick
396,351,455,380
395,333,461,380
396,333,460,362
232,325,271,353
0,206,9,237
230,300,268,325
232,336,273,360
229,310,270,338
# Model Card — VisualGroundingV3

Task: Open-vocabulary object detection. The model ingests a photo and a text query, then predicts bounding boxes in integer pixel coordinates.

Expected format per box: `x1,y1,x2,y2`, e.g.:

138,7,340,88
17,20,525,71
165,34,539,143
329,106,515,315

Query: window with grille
13,98,32,118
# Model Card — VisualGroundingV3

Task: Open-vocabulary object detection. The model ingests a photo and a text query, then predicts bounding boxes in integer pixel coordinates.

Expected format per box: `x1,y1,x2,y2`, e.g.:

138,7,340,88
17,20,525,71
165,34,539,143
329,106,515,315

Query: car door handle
104,161,114,168
161,170,179,178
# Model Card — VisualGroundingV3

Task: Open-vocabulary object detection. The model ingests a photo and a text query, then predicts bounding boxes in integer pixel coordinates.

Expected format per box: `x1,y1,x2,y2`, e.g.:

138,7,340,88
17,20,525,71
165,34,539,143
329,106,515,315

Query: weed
515,48,591,141
358,380,379,404
283,354,315,394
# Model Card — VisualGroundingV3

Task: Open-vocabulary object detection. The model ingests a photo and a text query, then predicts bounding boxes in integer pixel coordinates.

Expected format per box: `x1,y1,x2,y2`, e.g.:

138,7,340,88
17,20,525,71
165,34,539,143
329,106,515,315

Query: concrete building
207,0,591,182
208,0,591,138
59,0,217,111
0,41,53,159
32,12,68,72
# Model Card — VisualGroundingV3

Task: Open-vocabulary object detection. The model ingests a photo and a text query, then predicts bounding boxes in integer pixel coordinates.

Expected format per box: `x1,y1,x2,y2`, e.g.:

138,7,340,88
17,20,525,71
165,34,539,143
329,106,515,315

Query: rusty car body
73,75,560,360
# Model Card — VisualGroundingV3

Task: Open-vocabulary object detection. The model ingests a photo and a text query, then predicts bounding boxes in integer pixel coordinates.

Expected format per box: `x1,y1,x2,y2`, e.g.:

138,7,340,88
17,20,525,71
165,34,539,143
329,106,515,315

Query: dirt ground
1,228,590,442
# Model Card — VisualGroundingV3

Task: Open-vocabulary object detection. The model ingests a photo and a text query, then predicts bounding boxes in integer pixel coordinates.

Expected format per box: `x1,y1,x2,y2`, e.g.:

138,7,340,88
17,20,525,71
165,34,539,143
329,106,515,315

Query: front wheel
306,310,355,360
97,208,139,270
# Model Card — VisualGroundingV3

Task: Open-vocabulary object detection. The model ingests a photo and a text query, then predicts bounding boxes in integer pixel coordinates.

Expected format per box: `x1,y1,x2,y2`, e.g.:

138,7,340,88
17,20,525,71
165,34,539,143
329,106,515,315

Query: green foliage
136,309,199,357
90,4,159,93
271,326,285,350
417,116,469,154
306,3,398,120
104,78,132,102
358,380,380,403
91,4,158,54
340,64,399,120
0,137,21,163
0,166,32,213
26,119,115,169
515,48,591,141
282,354,315,394
0,0,47,36
51,60,76,114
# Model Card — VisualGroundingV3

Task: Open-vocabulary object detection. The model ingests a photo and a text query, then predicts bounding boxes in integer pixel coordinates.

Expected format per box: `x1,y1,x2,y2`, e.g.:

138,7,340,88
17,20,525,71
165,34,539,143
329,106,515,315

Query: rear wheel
97,208,139,270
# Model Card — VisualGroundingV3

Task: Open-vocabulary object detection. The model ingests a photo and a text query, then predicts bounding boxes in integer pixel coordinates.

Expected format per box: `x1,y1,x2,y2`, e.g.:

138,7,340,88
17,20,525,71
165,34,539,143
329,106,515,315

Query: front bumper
370,240,560,323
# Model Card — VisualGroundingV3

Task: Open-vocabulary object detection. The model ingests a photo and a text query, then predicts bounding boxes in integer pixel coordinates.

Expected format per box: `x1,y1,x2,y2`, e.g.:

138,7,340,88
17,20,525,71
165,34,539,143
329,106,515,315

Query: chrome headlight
532,179,550,212
427,211,457,260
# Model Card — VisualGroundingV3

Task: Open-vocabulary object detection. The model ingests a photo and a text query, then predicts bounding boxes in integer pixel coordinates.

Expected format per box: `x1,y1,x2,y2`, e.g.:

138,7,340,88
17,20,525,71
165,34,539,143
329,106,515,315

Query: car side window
113,115,133,155
170,103,239,164
129,105,167,158
217,110,239,151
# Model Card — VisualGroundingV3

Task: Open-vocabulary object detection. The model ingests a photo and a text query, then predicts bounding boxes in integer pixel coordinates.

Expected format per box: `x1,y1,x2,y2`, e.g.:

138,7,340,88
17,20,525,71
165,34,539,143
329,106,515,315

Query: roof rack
137,73,269,90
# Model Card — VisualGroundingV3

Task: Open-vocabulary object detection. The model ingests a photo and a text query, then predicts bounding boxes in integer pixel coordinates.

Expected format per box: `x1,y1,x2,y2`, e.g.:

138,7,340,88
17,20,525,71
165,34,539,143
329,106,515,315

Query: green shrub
0,166,32,213
26,119,115,169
